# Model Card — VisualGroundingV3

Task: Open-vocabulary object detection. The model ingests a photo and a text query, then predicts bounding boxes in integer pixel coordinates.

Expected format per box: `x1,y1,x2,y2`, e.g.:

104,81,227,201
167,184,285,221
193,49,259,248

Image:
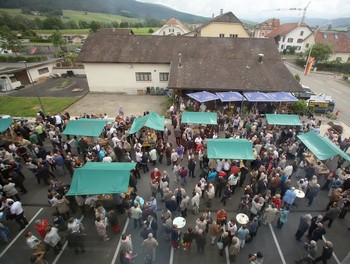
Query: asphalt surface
1,77,89,98
0,65,349,264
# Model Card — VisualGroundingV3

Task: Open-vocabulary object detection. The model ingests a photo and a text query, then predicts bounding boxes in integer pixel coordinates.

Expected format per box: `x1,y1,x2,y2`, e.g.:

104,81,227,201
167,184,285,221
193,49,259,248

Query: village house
253,18,280,38
153,17,190,36
184,10,250,38
267,23,313,53
77,29,302,95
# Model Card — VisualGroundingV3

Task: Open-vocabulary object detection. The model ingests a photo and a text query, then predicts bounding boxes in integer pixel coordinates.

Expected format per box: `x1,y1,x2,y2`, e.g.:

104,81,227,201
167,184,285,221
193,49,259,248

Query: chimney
258,53,264,63
212,13,214,19
178,53,182,67
220,9,223,15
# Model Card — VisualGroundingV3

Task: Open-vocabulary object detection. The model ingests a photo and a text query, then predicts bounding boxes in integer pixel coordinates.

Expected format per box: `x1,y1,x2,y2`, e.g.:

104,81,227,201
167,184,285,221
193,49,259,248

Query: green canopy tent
66,162,136,195
0,118,13,133
206,139,255,160
266,114,302,126
62,118,108,137
297,131,350,161
129,112,164,134
181,112,217,125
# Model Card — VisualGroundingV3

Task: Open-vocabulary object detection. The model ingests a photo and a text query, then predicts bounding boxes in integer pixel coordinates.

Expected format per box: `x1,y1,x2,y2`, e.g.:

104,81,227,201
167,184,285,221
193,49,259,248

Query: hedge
0,55,48,63
295,58,350,74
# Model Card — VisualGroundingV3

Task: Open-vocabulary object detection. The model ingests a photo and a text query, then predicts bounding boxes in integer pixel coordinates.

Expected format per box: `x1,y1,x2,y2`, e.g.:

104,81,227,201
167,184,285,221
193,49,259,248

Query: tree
0,26,23,54
79,20,89,29
42,17,64,30
119,22,129,28
304,43,333,62
291,100,308,115
65,20,78,29
89,21,101,33
50,30,67,48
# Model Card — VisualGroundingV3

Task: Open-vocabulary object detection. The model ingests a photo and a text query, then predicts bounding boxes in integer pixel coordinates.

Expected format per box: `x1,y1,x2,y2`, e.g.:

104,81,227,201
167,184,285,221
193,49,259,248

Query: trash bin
67,70,74,76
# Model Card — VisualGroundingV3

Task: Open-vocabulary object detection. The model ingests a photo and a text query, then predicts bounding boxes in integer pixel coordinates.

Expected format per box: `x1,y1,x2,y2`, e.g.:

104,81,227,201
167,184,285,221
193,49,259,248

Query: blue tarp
187,91,219,103
267,92,299,102
216,92,243,102
243,92,274,102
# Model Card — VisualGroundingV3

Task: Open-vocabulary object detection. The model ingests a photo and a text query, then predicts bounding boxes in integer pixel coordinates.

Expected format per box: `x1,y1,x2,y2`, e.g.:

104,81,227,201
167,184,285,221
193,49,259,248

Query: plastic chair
155,87,160,95
150,86,155,95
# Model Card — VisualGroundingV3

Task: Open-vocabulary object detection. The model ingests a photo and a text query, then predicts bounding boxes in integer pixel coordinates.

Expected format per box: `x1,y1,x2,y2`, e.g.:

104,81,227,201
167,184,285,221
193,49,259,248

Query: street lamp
20,61,46,116
302,22,332,82
241,66,250,114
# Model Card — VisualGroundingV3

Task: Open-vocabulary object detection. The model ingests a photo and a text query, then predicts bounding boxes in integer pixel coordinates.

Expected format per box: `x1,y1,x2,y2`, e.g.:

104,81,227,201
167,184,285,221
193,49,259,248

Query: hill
0,0,208,23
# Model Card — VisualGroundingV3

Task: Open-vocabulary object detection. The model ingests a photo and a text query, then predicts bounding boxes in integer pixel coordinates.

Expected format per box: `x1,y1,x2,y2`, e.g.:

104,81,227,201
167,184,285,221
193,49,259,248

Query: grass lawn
0,97,78,117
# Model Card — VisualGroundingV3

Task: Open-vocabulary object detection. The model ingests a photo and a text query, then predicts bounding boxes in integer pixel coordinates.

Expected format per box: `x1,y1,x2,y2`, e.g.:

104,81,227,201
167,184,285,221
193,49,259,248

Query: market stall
66,162,136,195
62,118,109,137
0,118,13,133
265,114,302,126
206,138,255,160
128,112,164,134
297,131,350,161
181,112,217,125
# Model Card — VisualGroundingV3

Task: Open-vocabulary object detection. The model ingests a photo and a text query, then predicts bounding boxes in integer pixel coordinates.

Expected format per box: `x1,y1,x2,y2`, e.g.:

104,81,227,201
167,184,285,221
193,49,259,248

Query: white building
153,17,190,36
267,23,313,53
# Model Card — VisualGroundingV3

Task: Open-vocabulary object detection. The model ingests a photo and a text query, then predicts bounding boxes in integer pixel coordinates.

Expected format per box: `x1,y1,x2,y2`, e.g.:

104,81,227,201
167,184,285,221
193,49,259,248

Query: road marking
322,235,341,264
268,223,287,264
169,246,174,264
111,217,130,264
0,208,43,258
315,80,324,85
52,215,84,264
331,88,341,94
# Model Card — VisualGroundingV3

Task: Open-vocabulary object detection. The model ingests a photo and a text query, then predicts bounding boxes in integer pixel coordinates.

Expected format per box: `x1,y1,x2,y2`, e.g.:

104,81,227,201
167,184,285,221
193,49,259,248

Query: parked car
293,85,316,100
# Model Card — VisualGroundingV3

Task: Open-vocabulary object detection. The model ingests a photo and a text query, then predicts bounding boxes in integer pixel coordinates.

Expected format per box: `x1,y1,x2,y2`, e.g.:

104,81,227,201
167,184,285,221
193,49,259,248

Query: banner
305,56,315,76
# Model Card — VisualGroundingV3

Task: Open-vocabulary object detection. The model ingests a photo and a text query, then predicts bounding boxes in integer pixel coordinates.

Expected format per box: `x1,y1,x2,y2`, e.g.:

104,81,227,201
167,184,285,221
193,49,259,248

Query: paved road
285,62,350,126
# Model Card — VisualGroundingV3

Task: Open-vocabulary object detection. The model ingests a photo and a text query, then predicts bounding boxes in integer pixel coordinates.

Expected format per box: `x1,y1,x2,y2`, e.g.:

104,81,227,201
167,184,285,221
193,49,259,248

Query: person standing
295,214,312,242
194,229,206,254
142,233,158,263
170,225,181,249
229,237,241,262
66,229,86,254
129,203,143,229
276,206,289,229
7,199,28,229
209,221,221,245
120,233,133,253
95,216,109,241
179,166,188,186
44,226,62,254
183,227,195,251
263,204,278,225
321,202,340,228
236,225,249,248
295,240,318,264
188,157,196,178
313,241,333,264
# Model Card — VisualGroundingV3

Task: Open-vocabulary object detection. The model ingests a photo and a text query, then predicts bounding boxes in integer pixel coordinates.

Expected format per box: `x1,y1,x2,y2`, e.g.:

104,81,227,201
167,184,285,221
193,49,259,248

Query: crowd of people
0,97,349,263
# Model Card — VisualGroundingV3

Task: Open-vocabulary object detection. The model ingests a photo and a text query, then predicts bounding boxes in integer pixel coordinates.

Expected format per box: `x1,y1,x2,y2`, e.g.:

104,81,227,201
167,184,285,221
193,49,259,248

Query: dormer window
323,34,328,39
334,34,338,40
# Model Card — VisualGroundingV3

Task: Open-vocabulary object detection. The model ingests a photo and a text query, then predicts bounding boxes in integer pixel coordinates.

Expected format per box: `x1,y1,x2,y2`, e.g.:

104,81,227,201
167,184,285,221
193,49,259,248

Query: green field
0,8,140,24
32,27,159,35
0,97,78,117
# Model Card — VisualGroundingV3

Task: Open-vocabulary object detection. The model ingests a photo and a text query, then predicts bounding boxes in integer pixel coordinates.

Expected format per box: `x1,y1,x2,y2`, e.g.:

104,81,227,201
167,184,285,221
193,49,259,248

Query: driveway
64,93,168,117
1,76,89,98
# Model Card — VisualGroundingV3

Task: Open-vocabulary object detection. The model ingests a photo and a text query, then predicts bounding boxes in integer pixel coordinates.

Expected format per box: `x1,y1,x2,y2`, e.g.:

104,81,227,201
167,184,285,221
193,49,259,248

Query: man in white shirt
25,231,45,252
8,200,28,229
102,154,112,162
54,113,63,132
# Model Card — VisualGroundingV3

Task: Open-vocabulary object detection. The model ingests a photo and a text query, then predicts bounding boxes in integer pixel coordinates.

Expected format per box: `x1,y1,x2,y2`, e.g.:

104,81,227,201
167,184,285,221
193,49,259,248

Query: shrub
0,55,47,62
291,100,308,115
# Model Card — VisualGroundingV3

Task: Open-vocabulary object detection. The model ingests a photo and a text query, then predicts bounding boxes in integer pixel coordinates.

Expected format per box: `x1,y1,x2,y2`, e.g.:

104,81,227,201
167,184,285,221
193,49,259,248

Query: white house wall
84,63,170,94
277,26,313,53
27,62,56,83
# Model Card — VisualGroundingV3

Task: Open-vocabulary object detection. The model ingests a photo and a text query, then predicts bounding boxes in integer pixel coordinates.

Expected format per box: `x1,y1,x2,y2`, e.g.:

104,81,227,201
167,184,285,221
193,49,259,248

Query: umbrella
243,92,274,102
267,92,299,102
216,92,243,102
187,91,219,103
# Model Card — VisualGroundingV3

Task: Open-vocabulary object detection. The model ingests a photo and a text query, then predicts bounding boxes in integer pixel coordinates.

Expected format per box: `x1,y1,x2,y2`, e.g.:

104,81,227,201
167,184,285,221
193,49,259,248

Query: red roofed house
253,18,280,38
303,31,350,62
153,17,190,36
267,23,313,53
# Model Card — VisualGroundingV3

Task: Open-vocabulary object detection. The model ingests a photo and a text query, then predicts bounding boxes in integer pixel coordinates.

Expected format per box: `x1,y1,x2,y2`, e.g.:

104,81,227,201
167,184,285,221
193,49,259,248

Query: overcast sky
138,0,349,21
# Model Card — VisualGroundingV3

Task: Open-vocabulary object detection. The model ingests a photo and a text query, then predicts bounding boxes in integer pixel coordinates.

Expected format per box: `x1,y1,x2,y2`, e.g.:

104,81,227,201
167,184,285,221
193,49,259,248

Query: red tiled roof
255,18,280,30
166,17,183,26
266,23,309,37
315,31,350,53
